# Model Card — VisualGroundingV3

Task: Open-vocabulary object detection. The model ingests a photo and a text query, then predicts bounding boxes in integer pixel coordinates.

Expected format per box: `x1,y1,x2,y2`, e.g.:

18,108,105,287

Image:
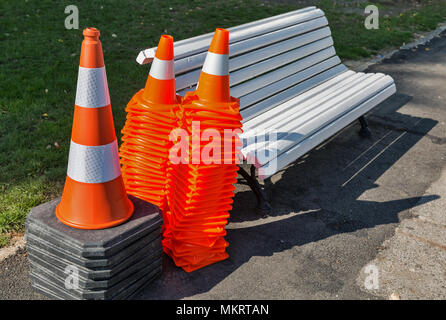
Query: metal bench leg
238,165,272,217
358,116,372,138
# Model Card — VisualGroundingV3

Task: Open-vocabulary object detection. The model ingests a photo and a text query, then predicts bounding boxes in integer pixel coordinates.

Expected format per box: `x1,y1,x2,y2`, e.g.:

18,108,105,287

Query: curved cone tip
209,28,229,54
142,34,176,103
155,35,174,60
83,27,100,39
194,28,230,103
80,27,104,68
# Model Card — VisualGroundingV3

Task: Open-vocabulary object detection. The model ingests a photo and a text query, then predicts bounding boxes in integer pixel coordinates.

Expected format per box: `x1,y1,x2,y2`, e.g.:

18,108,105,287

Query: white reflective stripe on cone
67,140,122,183
149,57,175,80
75,67,111,108
202,52,229,76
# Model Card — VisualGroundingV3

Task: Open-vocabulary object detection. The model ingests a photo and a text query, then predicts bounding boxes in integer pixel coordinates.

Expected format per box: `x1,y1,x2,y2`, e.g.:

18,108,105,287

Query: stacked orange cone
164,28,243,272
56,28,134,229
119,35,181,239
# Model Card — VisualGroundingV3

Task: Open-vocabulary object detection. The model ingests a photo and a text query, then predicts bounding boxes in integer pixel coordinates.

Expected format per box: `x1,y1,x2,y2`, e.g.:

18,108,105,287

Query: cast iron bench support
238,165,272,217
359,116,372,138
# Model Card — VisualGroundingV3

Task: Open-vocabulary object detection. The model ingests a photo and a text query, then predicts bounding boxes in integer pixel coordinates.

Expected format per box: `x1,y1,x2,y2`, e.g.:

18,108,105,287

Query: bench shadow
138,93,440,299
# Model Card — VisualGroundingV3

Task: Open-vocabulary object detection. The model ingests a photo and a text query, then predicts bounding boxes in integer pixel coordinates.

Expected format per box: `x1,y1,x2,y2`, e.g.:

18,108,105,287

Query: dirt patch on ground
0,234,25,262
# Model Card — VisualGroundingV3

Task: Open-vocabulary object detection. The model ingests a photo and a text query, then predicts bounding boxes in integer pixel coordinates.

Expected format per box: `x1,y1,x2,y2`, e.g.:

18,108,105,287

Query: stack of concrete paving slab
25,196,162,300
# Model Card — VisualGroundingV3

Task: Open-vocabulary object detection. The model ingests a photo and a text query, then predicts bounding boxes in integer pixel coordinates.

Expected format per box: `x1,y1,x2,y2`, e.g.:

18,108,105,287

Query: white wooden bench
137,6,396,213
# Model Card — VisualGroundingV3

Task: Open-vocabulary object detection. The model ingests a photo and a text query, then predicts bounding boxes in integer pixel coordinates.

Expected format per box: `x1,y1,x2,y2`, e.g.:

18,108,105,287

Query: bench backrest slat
175,26,333,92
174,16,329,75
230,43,335,97
167,7,322,60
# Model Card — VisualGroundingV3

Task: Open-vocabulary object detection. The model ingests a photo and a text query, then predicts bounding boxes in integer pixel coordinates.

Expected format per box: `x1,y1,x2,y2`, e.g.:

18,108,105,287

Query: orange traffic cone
119,35,181,245
56,27,134,230
166,28,243,272
195,28,230,103
142,35,177,105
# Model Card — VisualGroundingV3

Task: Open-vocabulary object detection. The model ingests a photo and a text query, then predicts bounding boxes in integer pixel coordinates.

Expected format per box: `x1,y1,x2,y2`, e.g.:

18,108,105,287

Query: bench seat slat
242,73,388,161
240,64,348,122
241,72,371,156
268,76,390,150
242,70,358,130
258,83,396,179
240,57,343,110
242,73,370,137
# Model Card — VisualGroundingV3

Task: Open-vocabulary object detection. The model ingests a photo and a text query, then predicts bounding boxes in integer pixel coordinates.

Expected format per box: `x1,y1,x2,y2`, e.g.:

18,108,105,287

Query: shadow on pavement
138,91,439,299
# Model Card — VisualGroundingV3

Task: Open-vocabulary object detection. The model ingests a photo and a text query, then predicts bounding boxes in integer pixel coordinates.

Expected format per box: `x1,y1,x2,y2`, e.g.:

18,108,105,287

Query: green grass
0,234,11,248
1,0,446,247
318,0,446,59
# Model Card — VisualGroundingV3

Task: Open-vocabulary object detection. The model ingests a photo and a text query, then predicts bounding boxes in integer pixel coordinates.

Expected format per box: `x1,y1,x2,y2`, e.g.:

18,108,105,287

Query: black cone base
25,196,162,300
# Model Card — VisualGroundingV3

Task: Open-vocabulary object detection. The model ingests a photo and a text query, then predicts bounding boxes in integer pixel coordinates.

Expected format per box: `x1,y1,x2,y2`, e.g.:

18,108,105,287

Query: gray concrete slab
356,168,446,299
353,32,446,300
399,218,446,248
357,229,446,300
412,169,446,227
